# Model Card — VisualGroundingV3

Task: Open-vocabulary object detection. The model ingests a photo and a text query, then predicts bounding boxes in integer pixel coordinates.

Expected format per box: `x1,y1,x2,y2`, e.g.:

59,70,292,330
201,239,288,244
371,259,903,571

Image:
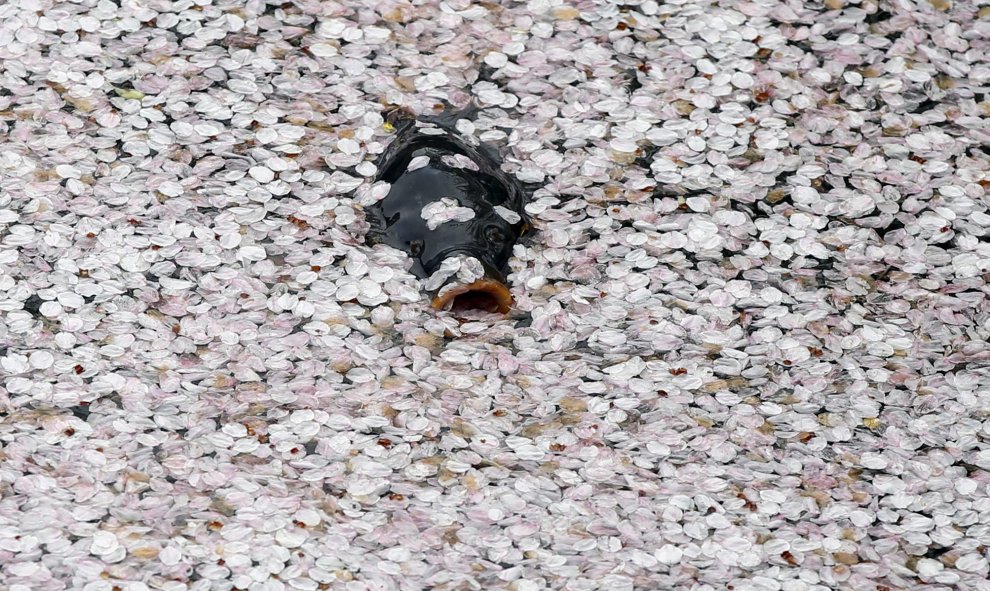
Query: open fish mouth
431,277,514,314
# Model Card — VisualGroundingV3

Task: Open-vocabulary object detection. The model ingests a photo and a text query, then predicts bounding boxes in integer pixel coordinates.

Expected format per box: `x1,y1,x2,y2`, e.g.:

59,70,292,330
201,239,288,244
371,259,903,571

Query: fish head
367,123,529,314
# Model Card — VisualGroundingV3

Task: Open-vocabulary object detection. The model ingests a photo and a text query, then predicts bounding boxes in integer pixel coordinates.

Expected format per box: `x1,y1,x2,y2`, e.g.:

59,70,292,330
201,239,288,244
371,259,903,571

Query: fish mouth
431,277,513,314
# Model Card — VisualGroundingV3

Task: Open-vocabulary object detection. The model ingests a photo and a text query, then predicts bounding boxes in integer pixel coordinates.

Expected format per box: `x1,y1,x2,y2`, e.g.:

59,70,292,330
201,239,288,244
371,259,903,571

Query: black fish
365,106,529,313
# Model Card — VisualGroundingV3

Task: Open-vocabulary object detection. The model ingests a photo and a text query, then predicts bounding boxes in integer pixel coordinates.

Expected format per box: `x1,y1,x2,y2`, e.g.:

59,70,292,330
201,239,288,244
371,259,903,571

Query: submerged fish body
365,108,528,313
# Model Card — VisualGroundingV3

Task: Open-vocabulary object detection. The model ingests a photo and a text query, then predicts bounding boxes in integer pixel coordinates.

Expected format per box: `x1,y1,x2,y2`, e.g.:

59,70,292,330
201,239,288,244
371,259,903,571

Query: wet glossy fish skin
365,107,528,283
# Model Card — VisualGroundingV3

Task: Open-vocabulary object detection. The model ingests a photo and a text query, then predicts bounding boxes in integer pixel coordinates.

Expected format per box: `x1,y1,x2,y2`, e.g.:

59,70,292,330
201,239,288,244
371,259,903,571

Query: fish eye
484,226,506,245
408,239,424,256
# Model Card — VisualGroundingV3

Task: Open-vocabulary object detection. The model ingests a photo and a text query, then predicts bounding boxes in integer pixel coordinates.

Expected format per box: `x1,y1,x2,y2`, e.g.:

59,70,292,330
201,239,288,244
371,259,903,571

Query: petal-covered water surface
0,1,988,590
